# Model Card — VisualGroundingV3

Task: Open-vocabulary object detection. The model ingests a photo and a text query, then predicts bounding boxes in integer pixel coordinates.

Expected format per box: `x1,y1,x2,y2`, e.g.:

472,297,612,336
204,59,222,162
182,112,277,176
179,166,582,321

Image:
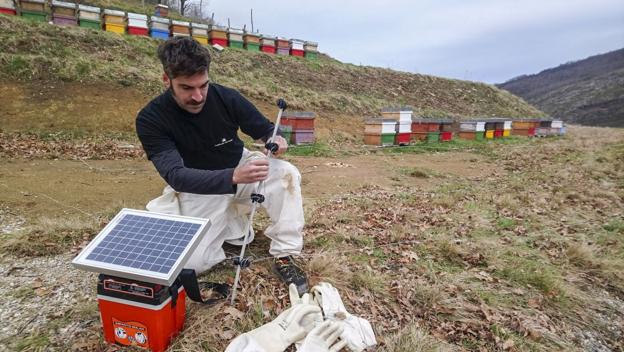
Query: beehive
170,20,190,37
276,37,290,56
243,32,261,51
78,4,100,29
103,9,125,34
304,41,318,59
260,35,276,54
364,119,396,146
0,0,16,16
51,0,76,26
208,24,228,46
191,23,209,44
227,28,244,48
154,4,168,17
289,38,305,57
19,0,47,22
150,16,170,40
127,13,148,36
382,107,413,123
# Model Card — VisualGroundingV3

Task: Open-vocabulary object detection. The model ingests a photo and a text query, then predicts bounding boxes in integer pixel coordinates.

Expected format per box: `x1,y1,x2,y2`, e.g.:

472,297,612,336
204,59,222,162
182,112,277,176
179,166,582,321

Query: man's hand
265,135,288,156
232,158,269,184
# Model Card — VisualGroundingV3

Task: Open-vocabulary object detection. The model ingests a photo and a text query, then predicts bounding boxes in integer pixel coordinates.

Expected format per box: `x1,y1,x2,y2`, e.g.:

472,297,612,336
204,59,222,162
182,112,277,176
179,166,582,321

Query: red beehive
209,38,228,46
281,112,315,130
440,131,453,142
395,132,410,145
128,27,148,36
290,49,304,57
0,8,16,15
494,129,503,138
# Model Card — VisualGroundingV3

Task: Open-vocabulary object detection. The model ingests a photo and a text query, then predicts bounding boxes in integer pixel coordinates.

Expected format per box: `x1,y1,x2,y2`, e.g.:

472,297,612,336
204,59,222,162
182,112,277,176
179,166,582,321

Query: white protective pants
145,150,304,273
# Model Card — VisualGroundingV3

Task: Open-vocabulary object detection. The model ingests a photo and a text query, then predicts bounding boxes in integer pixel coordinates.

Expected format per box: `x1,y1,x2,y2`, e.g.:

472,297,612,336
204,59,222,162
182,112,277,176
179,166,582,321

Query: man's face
163,70,209,114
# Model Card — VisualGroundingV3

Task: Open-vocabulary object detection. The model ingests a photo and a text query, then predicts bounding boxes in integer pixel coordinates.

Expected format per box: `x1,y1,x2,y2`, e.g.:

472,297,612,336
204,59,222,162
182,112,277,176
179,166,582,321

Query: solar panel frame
72,208,210,286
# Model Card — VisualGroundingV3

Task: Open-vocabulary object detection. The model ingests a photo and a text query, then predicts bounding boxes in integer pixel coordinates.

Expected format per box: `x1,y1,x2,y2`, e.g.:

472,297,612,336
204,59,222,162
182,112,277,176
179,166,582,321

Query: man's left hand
266,135,288,156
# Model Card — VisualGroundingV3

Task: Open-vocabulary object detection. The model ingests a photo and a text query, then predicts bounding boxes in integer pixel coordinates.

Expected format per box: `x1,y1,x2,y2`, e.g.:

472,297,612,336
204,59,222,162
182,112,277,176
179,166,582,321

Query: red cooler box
97,274,186,352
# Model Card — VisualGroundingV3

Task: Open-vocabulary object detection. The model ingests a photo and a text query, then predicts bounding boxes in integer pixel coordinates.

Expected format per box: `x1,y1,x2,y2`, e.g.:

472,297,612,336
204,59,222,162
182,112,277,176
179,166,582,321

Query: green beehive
79,19,101,29
21,10,47,22
426,131,440,143
474,132,485,141
229,40,243,49
245,43,260,51
381,133,395,146
305,51,318,60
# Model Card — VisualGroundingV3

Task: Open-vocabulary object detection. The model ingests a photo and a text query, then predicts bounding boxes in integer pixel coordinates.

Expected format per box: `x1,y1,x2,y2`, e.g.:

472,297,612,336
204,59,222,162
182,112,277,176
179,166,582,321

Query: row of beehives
0,0,319,59
280,111,316,145
364,108,565,146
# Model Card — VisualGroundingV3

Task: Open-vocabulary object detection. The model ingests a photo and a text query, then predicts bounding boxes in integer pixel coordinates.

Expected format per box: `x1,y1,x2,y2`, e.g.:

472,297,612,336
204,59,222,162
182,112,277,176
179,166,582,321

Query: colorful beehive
243,32,261,51
382,107,412,144
103,9,125,34
260,35,276,54
364,119,396,146
51,0,77,26
150,16,170,40
439,119,453,141
503,120,512,137
0,0,17,15
276,37,290,56
170,20,190,37
191,23,209,44
281,111,316,145
19,0,47,22
227,28,244,48
411,118,441,142
511,119,538,137
127,13,148,36
458,120,485,141
208,24,228,46
78,4,101,30
289,39,305,57
551,120,564,135
304,41,318,59
535,119,553,137
154,4,168,17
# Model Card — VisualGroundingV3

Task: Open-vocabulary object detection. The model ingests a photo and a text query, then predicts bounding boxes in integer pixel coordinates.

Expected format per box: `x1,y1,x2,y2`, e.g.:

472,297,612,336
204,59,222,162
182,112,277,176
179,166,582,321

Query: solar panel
72,208,210,286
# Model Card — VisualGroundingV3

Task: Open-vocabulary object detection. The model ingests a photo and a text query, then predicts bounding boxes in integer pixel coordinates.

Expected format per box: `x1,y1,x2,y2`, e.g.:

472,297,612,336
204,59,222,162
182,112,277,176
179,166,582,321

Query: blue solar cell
85,213,200,275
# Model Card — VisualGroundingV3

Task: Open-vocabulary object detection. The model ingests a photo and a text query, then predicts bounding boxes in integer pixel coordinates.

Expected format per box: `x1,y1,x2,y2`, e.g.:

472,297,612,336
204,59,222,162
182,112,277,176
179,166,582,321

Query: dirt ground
0,151,496,228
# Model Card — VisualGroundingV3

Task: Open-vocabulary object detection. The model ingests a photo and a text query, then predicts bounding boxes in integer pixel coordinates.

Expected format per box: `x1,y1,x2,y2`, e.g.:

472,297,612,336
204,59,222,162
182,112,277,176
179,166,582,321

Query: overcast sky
202,0,624,84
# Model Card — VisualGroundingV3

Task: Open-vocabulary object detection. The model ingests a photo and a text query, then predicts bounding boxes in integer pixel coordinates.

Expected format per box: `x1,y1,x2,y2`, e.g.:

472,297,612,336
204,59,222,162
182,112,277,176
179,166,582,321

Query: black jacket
136,84,274,194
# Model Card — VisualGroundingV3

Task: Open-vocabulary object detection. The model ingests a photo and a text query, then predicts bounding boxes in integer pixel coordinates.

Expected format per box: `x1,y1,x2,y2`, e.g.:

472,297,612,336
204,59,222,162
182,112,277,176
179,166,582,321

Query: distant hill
498,48,624,127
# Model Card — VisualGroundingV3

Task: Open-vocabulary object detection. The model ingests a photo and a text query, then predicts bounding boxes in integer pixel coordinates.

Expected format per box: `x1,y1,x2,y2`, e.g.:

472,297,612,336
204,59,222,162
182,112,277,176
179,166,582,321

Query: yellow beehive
105,23,125,34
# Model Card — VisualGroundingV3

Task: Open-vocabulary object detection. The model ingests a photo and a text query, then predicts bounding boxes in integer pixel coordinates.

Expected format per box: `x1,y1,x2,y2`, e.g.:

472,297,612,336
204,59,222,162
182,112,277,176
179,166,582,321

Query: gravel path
0,253,100,351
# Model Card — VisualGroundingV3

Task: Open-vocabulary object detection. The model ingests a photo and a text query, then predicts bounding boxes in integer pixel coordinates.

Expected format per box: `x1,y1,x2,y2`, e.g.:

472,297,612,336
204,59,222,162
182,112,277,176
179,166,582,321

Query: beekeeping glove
299,321,348,352
243,304,322,352
311,282,377,352
289,283,324,332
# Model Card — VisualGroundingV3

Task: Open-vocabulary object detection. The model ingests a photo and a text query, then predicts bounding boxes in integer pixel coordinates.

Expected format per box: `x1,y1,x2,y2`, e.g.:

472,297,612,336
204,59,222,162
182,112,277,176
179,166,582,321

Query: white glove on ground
299,321,348,352
243,304,322,352
311,282,377,352
289,283,324,333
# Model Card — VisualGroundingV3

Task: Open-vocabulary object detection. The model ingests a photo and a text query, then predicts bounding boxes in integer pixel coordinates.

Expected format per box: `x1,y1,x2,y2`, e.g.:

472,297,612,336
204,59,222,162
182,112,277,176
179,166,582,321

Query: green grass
286,142,335,157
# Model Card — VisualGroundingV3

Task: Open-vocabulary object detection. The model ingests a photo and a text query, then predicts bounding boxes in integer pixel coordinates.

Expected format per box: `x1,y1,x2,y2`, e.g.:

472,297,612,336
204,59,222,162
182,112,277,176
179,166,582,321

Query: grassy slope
0,14,542,120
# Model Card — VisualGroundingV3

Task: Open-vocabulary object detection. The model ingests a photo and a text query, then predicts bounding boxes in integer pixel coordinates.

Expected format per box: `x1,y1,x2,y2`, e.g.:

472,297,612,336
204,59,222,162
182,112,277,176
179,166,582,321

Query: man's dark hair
157,37,211,78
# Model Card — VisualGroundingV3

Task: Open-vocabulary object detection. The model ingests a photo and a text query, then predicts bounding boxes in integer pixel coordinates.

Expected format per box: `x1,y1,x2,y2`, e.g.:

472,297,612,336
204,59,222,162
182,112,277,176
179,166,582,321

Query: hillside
498,48,624,127
0,13,543,144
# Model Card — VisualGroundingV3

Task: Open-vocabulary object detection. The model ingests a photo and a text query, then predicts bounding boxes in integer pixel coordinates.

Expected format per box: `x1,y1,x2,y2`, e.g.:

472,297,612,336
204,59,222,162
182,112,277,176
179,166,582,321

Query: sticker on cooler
113,318,149,348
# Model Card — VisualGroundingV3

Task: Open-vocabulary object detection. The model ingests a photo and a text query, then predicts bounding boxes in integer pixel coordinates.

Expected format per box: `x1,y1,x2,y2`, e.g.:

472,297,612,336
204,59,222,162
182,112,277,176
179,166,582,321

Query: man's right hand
232,158,269,184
